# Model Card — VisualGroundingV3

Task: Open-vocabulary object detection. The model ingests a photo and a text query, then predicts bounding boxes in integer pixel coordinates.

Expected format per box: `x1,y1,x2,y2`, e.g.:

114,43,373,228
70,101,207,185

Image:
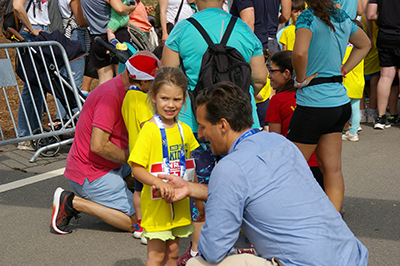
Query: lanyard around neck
129,85,142,92
153,113,186,177
232,129,259,150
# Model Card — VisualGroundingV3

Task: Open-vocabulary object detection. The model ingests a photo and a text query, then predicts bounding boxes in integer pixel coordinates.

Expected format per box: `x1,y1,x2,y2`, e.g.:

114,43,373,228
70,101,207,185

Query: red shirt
65,75,129,184
266,91,318,167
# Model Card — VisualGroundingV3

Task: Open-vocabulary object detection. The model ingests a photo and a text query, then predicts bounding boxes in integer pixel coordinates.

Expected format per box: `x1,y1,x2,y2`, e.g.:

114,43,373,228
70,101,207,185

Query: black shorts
89,27,131,69
377,47,400,68
287,103,351,145
133,177,143,192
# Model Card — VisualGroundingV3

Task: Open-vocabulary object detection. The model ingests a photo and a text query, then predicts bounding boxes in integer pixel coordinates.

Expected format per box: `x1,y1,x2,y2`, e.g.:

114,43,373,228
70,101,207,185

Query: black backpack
185,16,252,116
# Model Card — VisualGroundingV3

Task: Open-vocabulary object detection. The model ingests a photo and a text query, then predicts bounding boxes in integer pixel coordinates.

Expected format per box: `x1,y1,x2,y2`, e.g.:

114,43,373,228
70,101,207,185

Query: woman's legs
315,133,344,212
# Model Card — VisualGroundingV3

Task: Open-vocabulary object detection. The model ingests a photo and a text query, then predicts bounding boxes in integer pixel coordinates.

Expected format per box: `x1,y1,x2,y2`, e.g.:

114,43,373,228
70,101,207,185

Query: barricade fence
0,41,84,162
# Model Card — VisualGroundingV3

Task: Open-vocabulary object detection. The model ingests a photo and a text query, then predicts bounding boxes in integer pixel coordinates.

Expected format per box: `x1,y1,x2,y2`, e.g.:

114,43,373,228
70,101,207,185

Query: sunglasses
268,67,285,73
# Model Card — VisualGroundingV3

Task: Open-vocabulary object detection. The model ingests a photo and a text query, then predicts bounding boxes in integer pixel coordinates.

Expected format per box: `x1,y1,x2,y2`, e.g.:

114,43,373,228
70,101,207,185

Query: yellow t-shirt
121,89,153,152
343,45,365,99
362,15,380,75
255,77,272,104
129,121,199,232
279,24,296,51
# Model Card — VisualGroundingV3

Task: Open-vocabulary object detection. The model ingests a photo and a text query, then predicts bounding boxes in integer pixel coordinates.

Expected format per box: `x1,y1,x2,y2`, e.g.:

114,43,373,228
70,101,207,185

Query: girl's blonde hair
149,67,189,115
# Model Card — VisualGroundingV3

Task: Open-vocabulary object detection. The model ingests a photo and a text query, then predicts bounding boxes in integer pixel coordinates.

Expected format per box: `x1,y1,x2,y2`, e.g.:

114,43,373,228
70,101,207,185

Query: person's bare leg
97,65,114,85
147,239,166,266
377,67,396,116
72,196,136,232
368,74,379,110
163,238,180,266
388,85,399,116
107,27,117,43
291,142,317,162
191,221,204,252
315,133,344,212
133,191,142,220
81,75,94,94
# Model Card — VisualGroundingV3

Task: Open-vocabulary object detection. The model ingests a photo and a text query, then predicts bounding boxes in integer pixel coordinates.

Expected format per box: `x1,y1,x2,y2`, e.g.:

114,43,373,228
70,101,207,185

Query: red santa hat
125,53,160,80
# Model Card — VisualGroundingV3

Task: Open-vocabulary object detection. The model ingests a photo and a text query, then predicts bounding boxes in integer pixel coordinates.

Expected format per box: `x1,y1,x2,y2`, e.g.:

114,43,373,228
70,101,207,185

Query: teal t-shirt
166,8,263,132
295,8,358,108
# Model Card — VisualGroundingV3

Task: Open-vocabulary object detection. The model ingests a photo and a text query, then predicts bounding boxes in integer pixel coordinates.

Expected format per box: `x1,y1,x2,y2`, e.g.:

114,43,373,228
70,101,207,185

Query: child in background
107,0,136,49
342,21,365,142
121,51,161,245
265,51,324,190
279,0,306,51
129,67,199,266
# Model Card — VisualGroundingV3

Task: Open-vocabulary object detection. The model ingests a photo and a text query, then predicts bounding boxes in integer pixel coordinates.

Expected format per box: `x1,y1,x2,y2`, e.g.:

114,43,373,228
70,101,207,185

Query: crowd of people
9,0,400,265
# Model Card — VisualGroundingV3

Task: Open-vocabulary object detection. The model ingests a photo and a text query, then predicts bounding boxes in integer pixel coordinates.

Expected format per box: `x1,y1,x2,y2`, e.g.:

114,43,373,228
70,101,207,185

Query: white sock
190,249,198,257
360,109,365,116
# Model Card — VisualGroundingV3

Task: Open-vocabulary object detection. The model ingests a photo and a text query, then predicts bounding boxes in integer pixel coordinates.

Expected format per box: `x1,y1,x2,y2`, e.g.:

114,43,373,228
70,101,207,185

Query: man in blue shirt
158,82,369,265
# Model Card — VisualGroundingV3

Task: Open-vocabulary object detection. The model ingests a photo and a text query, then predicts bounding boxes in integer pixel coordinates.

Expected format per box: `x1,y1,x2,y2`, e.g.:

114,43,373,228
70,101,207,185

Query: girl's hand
156,174,190,203
154,179,175,201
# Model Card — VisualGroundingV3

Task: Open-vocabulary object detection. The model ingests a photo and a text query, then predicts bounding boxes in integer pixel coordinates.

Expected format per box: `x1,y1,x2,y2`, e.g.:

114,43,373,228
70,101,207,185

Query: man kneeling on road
51,52,160,235
157,82,369,265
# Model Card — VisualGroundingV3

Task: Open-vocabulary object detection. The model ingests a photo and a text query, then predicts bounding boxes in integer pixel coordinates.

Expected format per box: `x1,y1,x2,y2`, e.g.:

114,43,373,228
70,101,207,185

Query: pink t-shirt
64,75,129,185
129,2,152,33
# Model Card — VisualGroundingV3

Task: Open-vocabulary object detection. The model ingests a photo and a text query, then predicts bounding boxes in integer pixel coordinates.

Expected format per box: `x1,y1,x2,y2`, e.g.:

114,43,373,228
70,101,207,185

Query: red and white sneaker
133,220,144,238
177,246,199,266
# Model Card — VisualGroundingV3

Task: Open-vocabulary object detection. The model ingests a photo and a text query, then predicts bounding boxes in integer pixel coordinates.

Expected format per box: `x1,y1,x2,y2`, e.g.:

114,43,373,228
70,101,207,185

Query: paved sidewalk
0,123,399,265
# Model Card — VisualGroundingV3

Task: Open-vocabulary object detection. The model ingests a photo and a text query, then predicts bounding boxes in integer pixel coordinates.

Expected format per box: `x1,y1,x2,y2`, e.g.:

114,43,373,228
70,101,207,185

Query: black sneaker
51,187,79,234
374,115,391,130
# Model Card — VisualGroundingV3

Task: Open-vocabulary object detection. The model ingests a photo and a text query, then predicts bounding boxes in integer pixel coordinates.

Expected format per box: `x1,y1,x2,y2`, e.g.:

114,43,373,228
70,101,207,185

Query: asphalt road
0,123,399,265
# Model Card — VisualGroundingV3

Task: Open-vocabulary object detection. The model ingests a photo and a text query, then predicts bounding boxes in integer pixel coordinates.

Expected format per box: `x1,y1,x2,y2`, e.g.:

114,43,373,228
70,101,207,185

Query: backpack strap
174,0,184,25
187,17,215,48
221,16,237,45
187,16,238,47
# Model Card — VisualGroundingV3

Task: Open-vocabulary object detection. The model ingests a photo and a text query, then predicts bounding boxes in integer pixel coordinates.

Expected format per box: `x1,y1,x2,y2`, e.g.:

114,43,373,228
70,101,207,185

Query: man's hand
155,174,190,202
152,179,175,201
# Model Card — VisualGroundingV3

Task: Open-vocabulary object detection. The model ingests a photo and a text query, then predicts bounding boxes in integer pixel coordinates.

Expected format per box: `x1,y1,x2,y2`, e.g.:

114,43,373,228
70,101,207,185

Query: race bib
149,158,196,200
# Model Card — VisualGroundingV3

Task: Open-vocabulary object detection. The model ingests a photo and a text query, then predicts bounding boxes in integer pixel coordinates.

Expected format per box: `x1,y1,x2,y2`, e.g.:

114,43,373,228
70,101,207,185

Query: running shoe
374,115,391,130
51,187,80,234
342,131,359,142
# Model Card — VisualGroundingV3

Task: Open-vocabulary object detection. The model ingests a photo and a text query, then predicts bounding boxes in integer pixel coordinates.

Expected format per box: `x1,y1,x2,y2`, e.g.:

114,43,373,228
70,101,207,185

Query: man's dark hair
195,82,253,132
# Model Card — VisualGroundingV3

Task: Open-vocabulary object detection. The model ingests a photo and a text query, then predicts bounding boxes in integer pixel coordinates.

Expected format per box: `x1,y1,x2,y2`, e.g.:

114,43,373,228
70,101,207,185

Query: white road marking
0,168,65,193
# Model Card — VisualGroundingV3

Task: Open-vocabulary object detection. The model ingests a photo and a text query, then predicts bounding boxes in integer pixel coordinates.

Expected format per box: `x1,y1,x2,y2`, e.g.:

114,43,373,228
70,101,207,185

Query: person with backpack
162,0,267,264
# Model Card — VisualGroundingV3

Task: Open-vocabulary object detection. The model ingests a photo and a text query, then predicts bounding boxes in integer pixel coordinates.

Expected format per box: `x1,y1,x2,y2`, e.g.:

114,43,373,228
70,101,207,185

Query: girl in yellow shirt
129,67,199,266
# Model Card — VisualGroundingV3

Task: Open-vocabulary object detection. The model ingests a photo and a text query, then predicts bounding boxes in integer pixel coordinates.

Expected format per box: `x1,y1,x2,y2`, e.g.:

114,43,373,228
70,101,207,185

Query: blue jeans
57,29,87,119
61,28,86,91
17,25,49,137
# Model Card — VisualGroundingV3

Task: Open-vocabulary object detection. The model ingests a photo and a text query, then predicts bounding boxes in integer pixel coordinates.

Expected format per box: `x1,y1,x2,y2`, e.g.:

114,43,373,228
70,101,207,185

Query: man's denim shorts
69,164,135,216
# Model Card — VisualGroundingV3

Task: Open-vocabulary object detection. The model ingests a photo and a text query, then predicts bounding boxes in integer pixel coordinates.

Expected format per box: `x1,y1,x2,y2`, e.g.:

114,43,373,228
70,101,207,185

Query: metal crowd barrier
0,41,84,162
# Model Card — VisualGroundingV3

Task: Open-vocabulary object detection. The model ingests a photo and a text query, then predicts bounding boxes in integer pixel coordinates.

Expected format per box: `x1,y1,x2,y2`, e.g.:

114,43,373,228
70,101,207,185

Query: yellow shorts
142,225,194,241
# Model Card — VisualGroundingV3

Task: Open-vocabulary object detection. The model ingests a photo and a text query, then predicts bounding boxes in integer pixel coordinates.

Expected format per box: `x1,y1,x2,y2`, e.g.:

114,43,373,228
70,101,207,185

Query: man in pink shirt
51,52,160,235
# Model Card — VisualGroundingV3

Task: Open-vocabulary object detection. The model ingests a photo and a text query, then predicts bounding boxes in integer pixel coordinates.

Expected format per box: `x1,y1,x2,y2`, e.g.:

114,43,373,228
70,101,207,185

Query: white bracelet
294,78,307,89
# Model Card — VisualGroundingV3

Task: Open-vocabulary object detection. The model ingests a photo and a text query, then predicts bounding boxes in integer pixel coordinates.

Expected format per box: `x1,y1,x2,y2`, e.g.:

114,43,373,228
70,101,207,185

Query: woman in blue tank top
287,0,370,213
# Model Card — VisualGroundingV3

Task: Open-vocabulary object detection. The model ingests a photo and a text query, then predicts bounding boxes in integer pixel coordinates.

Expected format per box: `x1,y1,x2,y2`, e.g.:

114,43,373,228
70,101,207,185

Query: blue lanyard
129,85,142,92
153,114,186,177
232,129,259,150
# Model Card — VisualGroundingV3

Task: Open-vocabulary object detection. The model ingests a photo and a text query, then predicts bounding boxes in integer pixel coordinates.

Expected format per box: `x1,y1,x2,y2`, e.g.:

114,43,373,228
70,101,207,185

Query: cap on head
125,52,160,80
